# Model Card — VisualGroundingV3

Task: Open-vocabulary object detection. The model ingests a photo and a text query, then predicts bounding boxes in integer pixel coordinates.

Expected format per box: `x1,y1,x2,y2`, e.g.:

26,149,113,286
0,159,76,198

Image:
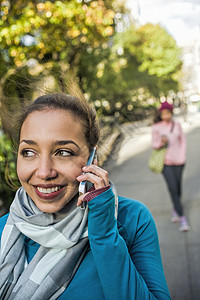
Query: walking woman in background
152,101,190,232
0,93,171,299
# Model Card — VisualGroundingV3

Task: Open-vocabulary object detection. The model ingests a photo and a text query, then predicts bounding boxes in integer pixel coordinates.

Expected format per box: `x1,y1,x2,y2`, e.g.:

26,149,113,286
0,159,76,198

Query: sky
126,0,200,47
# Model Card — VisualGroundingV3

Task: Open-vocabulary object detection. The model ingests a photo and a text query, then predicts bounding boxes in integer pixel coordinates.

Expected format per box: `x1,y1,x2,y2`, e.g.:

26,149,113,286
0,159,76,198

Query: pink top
152,120,186,165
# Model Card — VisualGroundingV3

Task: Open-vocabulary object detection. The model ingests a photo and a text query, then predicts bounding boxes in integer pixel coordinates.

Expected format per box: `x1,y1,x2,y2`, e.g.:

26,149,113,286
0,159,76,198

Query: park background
0,0,193,211
0,2,200,298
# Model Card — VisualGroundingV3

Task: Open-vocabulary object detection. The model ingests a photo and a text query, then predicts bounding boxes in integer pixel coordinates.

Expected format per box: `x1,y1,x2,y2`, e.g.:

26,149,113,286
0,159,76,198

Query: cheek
16,156,34,184
61,159,85,181
17,164,29,184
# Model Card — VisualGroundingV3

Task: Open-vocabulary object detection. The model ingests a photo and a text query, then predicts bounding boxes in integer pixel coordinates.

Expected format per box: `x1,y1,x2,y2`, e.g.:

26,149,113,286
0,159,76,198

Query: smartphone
79,147,96,199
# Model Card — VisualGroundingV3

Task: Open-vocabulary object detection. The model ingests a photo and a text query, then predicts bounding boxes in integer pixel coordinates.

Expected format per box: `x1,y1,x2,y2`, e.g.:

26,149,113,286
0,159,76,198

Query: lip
33,185,66,200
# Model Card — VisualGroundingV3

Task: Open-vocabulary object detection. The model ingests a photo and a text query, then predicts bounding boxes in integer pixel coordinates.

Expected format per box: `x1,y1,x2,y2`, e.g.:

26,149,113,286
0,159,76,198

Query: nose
35,156,57,180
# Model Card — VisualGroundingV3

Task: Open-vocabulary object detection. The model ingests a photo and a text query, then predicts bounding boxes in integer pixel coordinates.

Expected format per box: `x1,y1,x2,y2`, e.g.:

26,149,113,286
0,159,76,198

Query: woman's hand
76,164,109,207
161,135,168,147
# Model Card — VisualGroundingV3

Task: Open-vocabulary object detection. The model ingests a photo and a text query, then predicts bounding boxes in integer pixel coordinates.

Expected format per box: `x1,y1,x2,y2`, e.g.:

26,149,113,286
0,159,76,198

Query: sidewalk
107,112,200,300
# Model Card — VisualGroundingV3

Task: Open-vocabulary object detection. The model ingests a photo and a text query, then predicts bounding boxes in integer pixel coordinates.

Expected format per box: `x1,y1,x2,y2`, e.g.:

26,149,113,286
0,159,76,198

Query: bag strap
170,121,174,132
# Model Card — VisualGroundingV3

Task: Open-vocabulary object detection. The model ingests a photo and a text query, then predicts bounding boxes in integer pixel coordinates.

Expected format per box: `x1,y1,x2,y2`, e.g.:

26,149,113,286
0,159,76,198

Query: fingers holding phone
78,165,109,189
76,147,110,207
76,165,109,207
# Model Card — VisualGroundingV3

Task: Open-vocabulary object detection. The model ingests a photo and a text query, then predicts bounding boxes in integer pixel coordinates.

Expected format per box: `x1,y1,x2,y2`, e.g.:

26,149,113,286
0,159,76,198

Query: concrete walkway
106,112,200,300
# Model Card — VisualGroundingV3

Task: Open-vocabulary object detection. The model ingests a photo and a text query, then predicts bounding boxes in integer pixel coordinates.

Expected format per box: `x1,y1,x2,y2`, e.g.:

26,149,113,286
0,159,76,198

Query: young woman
0,93,171,299
152,100,190,232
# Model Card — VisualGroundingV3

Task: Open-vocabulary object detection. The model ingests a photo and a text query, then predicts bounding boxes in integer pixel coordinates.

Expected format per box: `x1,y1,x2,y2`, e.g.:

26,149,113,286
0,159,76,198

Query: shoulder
0,213,9,238
173,120,182,129
117,197,156,241
171,121,184,135
152,121,163,129
118,196,153,222
118,196,151,213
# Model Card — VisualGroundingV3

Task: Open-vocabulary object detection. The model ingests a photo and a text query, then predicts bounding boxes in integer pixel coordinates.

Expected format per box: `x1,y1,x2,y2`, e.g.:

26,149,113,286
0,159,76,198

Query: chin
31,189,78,213
38,203,67,214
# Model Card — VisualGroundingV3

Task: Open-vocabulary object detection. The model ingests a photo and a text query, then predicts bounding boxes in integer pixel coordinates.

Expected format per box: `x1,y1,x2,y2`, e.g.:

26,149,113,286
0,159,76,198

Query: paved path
106,112,200,300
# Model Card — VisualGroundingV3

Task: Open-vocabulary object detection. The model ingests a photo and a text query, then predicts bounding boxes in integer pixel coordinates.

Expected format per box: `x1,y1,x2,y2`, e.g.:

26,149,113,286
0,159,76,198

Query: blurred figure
152,101,190,232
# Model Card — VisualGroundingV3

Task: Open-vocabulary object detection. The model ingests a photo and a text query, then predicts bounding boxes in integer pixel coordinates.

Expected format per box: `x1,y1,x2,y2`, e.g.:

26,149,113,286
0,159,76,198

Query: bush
0,134,20,213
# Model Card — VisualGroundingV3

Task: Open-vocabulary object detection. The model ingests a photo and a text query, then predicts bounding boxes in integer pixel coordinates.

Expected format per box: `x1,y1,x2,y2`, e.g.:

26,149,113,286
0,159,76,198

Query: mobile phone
79,147,96,198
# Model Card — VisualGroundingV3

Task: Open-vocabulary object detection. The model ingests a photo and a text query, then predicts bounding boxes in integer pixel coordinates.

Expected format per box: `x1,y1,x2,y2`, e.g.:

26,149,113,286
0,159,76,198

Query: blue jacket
0,188,171,299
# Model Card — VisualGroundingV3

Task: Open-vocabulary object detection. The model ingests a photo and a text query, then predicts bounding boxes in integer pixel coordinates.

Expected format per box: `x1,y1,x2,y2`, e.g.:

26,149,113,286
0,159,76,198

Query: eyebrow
19,139,80,149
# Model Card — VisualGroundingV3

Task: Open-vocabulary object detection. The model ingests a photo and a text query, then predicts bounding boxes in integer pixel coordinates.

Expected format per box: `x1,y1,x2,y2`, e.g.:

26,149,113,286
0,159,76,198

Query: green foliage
136,24,181,75
113,24,182,96
78,23,182,118
0,0,115,68
0,134,20,212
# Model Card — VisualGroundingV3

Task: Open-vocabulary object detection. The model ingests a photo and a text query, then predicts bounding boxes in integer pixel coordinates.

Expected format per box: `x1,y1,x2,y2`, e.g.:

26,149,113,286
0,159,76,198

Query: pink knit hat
159,101,173,111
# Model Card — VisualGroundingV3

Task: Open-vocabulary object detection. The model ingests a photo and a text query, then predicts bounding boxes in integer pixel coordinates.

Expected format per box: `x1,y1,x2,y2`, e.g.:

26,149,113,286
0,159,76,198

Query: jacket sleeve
152,125,164,149
87,188,171,300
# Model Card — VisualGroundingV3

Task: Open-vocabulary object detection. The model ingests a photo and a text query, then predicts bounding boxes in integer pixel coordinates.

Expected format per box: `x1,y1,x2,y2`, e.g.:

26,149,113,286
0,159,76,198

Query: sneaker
178,216,190,232
170,209,180,223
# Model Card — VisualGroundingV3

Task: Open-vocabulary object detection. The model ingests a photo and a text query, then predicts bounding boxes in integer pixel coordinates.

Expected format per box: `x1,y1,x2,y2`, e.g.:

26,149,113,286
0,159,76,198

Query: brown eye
20,149,36,157
55,149,74,157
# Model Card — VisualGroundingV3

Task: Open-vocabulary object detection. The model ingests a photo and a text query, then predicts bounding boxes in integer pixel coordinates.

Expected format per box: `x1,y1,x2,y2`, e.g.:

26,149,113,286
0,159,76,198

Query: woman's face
17,109,90,213
160,109,172,122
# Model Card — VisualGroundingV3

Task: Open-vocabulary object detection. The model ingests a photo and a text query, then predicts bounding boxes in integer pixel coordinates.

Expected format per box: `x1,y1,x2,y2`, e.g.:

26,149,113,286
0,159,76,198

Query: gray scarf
0,187,89,300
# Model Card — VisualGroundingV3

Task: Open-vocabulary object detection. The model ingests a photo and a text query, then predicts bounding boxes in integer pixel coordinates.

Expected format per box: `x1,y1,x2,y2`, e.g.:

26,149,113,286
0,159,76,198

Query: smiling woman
17,109,89,213
0,93,171,299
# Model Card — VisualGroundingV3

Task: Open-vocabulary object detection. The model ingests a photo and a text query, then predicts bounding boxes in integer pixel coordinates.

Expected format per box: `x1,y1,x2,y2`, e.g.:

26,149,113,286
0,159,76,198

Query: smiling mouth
36,186,62,194
33,185,65,200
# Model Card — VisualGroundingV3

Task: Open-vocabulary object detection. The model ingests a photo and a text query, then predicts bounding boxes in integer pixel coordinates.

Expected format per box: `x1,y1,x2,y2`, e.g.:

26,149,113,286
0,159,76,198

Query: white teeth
37,186,61,194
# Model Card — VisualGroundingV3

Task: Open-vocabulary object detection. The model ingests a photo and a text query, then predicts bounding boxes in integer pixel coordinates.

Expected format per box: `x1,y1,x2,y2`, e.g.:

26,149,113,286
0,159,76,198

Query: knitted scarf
0,187,89,300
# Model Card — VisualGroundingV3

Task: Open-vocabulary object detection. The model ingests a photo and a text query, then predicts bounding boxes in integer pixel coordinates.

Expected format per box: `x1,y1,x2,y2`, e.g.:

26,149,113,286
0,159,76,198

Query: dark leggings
162,164,185,216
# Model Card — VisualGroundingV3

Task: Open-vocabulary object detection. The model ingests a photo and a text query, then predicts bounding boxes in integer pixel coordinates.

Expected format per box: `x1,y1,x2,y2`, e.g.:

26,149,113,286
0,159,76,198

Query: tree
135,24,182,94
0,0,115,66
0,0,126,131
0,0,117,117
0,0,123,139
77,23,182,120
